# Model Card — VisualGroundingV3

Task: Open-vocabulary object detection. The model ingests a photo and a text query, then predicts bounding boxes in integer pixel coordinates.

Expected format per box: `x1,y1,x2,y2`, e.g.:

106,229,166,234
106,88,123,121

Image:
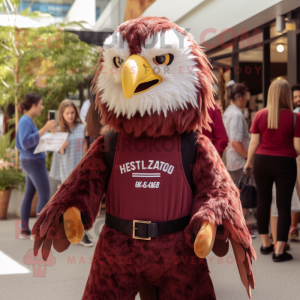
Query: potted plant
0,159,24,218
0,132,25,219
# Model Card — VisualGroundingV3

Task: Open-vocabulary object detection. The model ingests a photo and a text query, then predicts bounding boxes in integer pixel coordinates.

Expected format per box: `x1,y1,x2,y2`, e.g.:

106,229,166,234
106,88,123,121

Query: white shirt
80,99,91,123
49,124,85,183
293,107,300,113
223,104,250,171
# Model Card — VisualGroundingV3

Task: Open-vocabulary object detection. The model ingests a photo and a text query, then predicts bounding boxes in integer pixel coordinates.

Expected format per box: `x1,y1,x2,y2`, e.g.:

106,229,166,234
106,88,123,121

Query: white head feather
95,29,200,118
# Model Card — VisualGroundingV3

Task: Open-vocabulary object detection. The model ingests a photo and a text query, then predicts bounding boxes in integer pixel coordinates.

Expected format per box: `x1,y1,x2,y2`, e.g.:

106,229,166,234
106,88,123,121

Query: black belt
105,212,191,240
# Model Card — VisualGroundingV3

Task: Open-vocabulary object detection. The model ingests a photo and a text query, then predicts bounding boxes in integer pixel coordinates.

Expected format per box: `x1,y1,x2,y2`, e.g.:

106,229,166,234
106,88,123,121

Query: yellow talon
63,207,84,244
194,222,217,258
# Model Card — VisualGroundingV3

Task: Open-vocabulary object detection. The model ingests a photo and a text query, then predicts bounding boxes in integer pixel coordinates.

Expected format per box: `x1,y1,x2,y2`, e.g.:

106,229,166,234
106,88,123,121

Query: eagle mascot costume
33,16,256,300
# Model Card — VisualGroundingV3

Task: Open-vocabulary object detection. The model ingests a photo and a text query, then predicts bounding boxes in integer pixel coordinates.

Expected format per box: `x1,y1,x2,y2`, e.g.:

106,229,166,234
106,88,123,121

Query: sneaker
19,229,33,240
274,243,290,251
260,244,274,255
289,225,298,239
272,251,293,262
78,234,93,247
250,233,256,239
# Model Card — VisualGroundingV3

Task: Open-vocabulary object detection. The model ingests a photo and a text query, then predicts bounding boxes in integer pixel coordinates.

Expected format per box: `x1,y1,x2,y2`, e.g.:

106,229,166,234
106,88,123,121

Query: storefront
207,7,300,126
141,0,300,126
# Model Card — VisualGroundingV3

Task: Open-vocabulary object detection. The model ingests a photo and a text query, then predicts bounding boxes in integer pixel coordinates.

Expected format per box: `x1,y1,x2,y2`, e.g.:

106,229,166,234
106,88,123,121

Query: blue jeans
20,159,50,230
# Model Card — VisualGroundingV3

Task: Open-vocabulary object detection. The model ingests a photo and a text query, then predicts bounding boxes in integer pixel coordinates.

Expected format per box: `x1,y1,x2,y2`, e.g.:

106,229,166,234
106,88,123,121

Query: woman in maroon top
244,80,300,262
202,103,228,157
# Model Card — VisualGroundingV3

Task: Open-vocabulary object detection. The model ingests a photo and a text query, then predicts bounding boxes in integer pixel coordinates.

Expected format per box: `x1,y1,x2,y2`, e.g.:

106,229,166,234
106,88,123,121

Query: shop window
270,36,287,81
239,48,263,96
239,48,263,63
238,48,263,125
211,57,232,67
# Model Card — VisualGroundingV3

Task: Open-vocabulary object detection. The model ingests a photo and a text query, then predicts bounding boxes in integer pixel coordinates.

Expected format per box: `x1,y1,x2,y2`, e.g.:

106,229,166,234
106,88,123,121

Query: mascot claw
63,207,84,244
194,222,217,258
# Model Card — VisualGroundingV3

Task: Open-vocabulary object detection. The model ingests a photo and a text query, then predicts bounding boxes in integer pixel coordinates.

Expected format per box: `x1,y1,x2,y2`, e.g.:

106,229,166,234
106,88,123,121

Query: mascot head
94,16,215,137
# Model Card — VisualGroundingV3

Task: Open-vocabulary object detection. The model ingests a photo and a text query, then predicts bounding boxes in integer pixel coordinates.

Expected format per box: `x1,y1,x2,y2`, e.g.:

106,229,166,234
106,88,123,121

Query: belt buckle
132,220,151,240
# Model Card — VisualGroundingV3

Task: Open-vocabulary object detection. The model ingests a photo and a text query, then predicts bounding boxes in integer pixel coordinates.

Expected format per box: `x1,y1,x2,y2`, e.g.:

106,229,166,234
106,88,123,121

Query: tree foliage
0,1,100,127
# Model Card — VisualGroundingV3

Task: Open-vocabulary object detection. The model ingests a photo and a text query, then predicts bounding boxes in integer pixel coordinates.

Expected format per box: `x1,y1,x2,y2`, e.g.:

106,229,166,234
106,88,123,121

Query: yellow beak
121,54,162,99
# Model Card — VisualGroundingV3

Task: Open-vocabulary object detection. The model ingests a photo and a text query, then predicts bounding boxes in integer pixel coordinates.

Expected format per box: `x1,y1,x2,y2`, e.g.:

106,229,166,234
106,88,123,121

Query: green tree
0,0,101,165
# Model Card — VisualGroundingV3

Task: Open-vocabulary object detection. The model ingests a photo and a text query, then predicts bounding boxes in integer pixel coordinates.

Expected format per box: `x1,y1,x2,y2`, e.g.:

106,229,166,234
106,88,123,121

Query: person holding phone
16,92,57,239
49,110,56,121
49,99,93,246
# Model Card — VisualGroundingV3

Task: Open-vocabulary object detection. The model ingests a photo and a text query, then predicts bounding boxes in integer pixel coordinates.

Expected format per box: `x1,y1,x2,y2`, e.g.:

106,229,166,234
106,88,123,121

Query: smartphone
49,110,55,120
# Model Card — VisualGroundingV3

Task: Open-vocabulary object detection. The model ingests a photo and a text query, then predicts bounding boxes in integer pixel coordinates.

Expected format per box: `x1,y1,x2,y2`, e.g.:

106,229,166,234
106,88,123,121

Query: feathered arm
32,136,108,260
184,134,256,298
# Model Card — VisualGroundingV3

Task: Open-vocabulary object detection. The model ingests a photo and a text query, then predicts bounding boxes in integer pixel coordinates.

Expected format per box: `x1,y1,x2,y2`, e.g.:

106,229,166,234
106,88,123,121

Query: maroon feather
32,137,108,261
212,238,229,257
93,17,216,138
184,134,256,298
53,220,71,253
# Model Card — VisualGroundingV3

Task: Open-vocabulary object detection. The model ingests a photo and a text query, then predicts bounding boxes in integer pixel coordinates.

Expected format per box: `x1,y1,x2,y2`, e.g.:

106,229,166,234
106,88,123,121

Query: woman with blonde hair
50,99,93,246
244,79,300,262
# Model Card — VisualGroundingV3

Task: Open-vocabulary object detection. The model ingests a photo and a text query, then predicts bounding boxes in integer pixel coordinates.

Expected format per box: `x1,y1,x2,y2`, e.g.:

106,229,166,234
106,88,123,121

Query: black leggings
253,154,297,242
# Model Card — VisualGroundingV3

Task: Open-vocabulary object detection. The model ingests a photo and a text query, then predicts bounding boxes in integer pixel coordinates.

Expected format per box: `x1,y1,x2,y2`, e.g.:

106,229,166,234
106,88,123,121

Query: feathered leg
82,231,143,300
159,258,216,300
185,135,256,298
156,231,216,300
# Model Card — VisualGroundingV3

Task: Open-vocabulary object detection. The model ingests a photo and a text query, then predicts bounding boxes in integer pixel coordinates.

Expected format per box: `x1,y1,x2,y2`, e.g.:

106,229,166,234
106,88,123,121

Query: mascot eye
113,57,124,68
153,53,174,66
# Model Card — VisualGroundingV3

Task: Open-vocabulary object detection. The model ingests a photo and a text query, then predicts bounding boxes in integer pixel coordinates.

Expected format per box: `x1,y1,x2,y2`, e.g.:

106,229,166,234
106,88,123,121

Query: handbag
237,168,257,209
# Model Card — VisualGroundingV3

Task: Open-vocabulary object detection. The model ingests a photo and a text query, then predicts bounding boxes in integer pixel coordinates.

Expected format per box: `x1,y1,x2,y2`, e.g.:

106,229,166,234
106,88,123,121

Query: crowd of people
15,92,107,247
13,80,300,262
199,79,300,262
222,80,300,262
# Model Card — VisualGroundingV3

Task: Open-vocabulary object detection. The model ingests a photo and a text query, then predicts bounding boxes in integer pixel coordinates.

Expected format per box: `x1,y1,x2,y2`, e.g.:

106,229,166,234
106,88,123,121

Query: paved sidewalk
0,211,299,300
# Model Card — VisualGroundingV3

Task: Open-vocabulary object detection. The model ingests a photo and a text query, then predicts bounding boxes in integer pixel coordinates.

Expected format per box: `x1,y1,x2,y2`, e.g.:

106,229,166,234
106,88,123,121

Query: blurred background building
18,0,111,25
1,0,300,124
141,0,300,126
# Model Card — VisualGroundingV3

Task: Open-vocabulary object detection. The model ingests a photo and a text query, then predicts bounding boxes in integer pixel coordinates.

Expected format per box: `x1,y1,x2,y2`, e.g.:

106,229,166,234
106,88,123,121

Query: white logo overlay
119,160,174,189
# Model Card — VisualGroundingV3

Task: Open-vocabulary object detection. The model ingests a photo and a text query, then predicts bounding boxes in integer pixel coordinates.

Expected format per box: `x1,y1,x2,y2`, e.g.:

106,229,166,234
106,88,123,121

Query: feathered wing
184,134,256,299
32,136,108,261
